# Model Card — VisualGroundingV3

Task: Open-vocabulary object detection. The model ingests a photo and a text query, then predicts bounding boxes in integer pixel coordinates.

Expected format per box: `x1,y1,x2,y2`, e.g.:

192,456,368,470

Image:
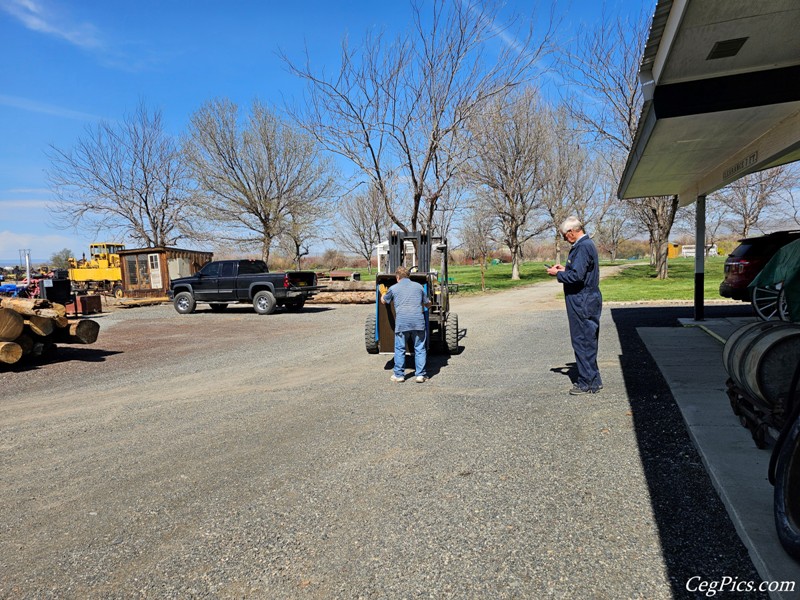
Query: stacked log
0,298,100,366
307,280,375,305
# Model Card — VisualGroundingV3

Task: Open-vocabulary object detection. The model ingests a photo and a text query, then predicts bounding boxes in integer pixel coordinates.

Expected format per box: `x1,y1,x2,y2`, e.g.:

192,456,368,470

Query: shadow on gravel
611,303,768,598
4,347,122,372
550,362,578,384
189,305,336,315
383,352,451,379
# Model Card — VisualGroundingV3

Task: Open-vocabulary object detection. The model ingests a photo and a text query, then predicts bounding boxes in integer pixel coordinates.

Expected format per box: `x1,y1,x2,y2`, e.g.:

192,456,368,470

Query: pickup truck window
220,262,235,277
238,260,268,274
199,262,221,277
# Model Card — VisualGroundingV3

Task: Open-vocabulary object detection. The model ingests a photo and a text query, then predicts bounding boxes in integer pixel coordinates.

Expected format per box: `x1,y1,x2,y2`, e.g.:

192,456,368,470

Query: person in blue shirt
381,265,432,383
546,216,603,395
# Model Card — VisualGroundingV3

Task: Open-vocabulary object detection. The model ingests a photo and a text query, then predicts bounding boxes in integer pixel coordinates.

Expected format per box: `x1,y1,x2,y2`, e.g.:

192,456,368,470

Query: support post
694,194,706,321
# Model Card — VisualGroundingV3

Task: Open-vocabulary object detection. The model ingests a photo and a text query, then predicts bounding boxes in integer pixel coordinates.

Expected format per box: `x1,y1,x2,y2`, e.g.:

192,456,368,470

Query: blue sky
0,0,647,263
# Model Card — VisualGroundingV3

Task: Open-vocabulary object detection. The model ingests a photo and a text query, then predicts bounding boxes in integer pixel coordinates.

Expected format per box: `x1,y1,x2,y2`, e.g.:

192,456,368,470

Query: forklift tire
174,291,196,314
112,284,123,298
446,312,459,354
775,415,800,559
365,313,379,354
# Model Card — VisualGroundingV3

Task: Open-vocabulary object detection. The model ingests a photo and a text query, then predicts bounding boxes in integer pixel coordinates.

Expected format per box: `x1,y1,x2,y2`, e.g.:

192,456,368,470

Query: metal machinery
749,238,800,323
365,231,459,356
68,243,125,297
723,321,800,558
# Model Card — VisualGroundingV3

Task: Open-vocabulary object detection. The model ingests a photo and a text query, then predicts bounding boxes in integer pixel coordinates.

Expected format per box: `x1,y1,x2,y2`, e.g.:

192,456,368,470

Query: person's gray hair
560,216,583,235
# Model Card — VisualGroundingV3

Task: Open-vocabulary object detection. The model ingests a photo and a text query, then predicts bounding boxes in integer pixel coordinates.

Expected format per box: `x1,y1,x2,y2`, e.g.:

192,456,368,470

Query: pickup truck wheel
174,291,196,314
253,290,277,315
209,303,228,312
365,313,379,354
285,299,305,312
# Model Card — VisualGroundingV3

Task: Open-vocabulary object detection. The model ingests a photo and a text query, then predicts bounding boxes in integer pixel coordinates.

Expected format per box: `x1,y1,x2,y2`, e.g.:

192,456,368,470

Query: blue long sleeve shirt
383,277,428,332
556,234,600,295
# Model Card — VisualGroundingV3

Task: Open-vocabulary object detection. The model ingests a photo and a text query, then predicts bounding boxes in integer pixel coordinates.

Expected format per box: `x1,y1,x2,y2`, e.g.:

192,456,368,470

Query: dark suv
719,230,800,301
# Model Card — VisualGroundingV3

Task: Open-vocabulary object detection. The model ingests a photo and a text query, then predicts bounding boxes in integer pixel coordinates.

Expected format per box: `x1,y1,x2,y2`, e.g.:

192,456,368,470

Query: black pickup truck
169,259,323,315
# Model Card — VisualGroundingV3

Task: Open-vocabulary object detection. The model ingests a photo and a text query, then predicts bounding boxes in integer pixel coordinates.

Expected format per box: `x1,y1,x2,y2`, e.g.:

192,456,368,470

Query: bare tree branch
47,102,195,247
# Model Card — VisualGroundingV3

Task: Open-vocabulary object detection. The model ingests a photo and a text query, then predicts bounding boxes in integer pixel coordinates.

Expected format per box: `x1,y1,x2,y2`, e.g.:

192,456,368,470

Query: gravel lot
0,280,764,599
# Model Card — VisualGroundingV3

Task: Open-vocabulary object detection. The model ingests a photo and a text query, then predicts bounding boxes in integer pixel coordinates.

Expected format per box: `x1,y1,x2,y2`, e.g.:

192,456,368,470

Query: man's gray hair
560,216,584,234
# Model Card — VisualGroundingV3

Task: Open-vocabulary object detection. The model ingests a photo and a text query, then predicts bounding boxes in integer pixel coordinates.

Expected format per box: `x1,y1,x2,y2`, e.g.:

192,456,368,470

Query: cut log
0,341,23,364
0,307,25,341
24,314,55,337
49,319,100,344
0,298,66,318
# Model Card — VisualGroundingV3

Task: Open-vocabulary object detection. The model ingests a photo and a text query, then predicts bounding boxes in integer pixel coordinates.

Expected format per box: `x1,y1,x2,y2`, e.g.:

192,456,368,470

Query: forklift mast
388,231,431,273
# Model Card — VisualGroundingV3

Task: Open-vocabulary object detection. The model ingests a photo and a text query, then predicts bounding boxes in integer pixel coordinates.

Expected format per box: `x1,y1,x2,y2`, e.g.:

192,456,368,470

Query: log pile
307,280,375,305
0,298,100,366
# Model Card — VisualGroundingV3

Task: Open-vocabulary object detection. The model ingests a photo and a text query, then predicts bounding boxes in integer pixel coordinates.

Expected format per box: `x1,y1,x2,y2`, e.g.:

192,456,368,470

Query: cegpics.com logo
686,576,796,597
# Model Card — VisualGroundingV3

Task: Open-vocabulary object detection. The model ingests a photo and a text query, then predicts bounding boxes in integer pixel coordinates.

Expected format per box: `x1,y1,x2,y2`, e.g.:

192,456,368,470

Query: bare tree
47,102,195,247
335,184,392,273
458,198,497,291
284,0,553,234
713,167,799,237
674,195,728,253
184,99,337,264
561,7,679,278
539,103,601,263
280,197,330,270
465,89,551,279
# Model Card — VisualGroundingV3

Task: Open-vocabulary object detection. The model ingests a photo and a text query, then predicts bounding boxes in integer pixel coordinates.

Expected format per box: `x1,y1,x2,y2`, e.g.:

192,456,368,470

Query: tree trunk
25,315,55,337
0,308,25,341
49,320,101,345
511,250,521,280
0,341,23,364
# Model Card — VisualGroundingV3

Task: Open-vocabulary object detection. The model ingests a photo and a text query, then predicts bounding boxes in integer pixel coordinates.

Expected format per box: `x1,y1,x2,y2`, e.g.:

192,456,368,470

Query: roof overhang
618,0,800,206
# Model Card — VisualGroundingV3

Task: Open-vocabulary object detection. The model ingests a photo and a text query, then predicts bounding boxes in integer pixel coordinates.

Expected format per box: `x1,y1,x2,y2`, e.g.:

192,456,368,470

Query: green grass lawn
599,256,727,302
351,256,728,302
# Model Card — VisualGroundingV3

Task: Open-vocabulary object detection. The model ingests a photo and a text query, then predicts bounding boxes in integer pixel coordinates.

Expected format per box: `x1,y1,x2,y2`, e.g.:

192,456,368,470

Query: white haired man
546,216,603,395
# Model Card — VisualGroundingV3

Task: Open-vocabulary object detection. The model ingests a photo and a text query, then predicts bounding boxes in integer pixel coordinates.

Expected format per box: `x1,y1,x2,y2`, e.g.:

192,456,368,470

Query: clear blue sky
0,0,647,263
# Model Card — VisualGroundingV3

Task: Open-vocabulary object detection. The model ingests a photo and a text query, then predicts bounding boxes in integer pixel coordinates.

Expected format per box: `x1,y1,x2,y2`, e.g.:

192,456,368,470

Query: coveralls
382,277,428,378
557,234,603,392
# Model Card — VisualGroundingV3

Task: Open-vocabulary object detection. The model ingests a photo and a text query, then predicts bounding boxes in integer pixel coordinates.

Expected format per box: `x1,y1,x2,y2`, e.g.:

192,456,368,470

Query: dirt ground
0,273,763,599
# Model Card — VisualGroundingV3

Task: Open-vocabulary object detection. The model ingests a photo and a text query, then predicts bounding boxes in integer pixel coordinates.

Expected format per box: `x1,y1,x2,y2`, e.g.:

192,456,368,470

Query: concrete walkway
639,315,800,598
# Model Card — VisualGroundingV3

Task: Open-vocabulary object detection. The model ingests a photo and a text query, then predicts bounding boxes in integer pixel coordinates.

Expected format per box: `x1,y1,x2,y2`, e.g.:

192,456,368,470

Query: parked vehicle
168,259,322,315
719,231,800,301
68,243,125,297
365,231,459,355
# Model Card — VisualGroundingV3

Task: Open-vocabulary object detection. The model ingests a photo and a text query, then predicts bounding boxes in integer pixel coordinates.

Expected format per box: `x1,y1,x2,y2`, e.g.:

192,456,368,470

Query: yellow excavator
68,243,125,297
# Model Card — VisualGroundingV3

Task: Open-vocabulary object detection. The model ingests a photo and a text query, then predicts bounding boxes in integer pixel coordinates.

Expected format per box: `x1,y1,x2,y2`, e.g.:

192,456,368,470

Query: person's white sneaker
415,376,428,383
390,375,405,383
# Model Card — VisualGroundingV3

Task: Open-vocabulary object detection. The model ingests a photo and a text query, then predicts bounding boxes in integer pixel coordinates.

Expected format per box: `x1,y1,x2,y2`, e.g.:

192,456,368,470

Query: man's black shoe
569,385,593,395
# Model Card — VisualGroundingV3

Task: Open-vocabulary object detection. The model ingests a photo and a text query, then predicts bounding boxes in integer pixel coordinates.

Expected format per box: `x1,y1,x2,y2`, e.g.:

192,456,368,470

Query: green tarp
749,238,800,321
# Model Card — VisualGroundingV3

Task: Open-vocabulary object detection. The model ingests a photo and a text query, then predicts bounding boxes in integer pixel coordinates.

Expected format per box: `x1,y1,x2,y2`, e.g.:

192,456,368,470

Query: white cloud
0,229,81,262
0,94,105,121
0,198,51,209
0,0,102,49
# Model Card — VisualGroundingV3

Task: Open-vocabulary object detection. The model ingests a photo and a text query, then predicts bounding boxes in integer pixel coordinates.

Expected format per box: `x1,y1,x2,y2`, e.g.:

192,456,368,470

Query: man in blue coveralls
381,266,432,383
546,216,603,395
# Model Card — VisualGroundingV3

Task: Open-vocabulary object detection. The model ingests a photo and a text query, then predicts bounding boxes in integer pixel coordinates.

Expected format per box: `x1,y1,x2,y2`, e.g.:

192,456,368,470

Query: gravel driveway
0,279,763,599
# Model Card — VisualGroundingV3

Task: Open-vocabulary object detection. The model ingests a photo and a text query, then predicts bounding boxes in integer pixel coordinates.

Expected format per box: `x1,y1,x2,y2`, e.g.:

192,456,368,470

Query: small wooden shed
118,247,213,298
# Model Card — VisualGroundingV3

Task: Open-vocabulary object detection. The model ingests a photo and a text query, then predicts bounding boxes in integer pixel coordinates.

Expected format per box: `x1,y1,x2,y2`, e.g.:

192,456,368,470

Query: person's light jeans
394,330,427,378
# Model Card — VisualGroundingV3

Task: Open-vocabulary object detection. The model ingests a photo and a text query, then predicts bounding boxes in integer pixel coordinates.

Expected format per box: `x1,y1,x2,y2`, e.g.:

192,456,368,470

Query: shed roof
618,0,800,206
